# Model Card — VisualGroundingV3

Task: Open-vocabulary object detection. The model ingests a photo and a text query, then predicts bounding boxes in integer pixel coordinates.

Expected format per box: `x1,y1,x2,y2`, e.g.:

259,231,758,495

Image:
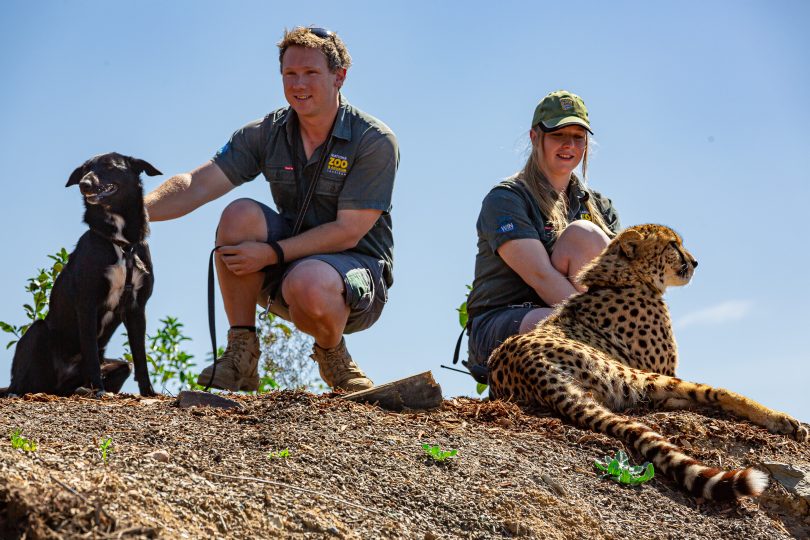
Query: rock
176,390,242,410
342,371,442,411
146,450,170,463
763,462,810,503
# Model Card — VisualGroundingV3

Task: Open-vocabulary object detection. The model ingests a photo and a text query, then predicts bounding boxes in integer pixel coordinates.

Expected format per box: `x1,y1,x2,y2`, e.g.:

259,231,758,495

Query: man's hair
277,27,352,73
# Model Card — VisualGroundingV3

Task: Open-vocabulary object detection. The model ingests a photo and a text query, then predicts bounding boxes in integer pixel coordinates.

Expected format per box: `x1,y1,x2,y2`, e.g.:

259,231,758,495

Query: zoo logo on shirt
327,153,349,176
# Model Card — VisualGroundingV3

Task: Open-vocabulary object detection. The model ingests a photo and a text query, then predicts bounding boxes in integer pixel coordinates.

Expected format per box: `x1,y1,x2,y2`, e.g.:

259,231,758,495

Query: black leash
205,113,338,391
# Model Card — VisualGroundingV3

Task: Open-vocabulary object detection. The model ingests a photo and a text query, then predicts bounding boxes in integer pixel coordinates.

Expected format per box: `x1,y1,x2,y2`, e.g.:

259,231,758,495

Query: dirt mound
1,392,808,539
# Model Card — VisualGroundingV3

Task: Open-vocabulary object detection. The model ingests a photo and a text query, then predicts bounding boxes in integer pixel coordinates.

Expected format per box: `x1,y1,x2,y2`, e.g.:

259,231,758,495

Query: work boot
197,328,260,391
310,338,373,392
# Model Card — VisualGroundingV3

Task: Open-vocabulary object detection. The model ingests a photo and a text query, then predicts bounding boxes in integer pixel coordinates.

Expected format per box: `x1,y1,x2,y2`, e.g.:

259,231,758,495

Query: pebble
146,450,170,463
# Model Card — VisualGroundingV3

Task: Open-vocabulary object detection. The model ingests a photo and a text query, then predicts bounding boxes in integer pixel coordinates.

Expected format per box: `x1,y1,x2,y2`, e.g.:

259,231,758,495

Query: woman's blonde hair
515,128,614,240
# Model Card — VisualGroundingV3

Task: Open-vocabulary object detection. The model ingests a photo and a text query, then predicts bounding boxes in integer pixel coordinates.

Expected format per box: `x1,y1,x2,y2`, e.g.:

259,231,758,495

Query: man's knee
217,198,267,243
282,260,345,318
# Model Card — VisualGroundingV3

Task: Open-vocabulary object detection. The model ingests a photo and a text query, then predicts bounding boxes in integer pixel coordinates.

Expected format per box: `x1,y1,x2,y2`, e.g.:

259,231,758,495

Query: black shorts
256,202,388,334
467,305,535,369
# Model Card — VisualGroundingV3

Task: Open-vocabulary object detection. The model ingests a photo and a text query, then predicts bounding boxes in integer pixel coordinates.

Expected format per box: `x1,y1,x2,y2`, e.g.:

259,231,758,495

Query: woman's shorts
467,305,535,370
255,202,388,334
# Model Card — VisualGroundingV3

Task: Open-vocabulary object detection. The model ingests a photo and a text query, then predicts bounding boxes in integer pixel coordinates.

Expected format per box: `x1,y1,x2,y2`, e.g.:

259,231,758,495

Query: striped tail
554,394,768,500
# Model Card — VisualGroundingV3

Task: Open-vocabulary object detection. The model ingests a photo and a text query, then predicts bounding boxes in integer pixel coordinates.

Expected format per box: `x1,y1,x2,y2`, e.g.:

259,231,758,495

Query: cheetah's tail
558,397,768,500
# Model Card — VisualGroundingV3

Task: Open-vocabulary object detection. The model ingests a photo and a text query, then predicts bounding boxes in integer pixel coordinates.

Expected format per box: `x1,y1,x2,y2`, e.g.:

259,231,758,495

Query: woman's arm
497,238,578,306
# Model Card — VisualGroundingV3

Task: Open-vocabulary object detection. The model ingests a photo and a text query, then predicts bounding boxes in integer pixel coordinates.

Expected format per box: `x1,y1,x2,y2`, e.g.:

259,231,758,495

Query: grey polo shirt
212,95,399,287
466,176,620,320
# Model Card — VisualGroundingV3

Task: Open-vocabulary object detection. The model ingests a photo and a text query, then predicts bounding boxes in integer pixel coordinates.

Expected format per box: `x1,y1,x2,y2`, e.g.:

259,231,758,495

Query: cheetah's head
578,224,698,294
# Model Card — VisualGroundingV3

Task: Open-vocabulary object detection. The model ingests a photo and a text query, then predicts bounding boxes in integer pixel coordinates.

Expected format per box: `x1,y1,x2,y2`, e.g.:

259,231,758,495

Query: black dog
7,153,160,397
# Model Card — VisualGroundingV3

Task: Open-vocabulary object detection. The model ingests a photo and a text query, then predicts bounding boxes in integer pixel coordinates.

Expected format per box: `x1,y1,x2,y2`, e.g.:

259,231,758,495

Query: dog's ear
128,157,162,177
66,164,88,187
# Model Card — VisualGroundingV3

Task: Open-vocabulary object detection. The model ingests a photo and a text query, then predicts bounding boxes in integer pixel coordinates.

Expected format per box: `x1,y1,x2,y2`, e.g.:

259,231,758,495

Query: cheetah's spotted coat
488,224,808,501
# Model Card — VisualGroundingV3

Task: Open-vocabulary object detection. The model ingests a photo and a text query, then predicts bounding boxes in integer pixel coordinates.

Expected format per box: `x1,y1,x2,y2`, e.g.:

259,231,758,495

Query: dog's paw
794,423,809,443
139,385,157,398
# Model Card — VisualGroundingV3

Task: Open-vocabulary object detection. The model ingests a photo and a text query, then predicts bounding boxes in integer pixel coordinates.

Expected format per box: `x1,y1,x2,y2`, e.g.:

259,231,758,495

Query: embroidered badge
497,216,515,233
560,97,574,110
327,153,349,175
215,141,231,157
580,211,593,221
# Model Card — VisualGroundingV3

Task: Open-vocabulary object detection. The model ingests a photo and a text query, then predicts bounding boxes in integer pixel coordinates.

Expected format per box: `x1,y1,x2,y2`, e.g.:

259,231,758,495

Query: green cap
531,90,592,134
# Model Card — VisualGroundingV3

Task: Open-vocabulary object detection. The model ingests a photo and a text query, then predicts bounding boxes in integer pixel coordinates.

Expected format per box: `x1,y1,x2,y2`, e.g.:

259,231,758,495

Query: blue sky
1,1,808,421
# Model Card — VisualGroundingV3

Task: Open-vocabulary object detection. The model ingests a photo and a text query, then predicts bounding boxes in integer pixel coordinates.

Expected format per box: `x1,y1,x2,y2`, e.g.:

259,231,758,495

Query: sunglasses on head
306,26,334,39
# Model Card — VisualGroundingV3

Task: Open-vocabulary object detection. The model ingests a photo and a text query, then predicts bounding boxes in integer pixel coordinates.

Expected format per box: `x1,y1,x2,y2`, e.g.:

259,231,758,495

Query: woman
465,90,621,382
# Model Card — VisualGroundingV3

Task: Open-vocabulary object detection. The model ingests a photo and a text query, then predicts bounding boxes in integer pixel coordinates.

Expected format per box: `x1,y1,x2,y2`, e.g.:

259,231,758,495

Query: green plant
99,436,113,463
257,311,317,391
10,429,38,452
594,450,654,485
0,248,69,349
126,316,203,394
456,285,487,395
268,448,290,459
422,443,458,462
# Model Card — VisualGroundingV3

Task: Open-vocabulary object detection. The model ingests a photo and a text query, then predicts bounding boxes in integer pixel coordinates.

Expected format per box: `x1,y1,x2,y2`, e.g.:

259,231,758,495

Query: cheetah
488,224,808,501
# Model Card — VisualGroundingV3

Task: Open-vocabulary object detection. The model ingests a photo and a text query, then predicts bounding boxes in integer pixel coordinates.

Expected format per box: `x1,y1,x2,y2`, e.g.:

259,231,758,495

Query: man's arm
497,238,578,306
145,161,235,222
216,208,382,276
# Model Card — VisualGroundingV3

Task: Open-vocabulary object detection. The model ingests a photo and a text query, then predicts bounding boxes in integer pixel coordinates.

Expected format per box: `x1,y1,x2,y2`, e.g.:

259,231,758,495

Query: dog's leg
124,310,156,396
76,305,105,396
101,359,132,393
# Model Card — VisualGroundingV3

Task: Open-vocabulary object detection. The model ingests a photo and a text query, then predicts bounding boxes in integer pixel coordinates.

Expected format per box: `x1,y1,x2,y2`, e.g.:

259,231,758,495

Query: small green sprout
422,444,458,462
99,437,113,463
10,429,38,452
268,448,290,459
594,450,654,485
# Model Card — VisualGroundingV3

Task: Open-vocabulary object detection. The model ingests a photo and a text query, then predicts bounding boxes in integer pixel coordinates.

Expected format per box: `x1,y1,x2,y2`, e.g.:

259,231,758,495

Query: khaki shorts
256,202,388,334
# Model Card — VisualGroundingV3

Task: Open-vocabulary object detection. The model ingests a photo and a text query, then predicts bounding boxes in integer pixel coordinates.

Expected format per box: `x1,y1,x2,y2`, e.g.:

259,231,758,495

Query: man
145,27,398,392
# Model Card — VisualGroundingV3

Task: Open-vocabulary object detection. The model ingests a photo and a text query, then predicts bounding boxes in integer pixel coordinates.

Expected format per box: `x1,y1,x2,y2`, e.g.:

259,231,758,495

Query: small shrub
268,448,290,459
258,311,317,391
98,437,113,463
594,450,654,485
10,429,38,452
422,443,458,462
0,248,69,349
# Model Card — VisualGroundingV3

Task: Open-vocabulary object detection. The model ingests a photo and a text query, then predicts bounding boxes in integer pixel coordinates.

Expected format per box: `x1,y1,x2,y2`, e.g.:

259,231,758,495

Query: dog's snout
78,175,95,194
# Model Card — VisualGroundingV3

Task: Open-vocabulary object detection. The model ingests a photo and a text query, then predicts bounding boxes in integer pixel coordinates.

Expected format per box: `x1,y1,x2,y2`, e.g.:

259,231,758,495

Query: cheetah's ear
618,229,644,259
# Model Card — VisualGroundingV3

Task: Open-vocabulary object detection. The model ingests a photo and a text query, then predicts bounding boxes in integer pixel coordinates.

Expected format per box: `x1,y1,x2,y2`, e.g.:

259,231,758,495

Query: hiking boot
310,338,373,392
197,328,259,391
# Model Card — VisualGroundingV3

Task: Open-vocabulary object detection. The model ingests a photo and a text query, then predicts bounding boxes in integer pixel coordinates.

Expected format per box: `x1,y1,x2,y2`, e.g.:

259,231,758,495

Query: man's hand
217,241,274,276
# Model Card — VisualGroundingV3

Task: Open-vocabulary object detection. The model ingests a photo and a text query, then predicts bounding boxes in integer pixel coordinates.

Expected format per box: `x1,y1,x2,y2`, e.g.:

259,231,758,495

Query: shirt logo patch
327,153,349,176
284,165,294,171
497,216,515,233
216,141,231,157
560,97,574,110
579,211,593,221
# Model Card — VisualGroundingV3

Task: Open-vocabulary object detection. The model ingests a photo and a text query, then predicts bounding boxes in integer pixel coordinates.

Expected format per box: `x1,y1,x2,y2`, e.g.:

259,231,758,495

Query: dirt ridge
1,392,808,539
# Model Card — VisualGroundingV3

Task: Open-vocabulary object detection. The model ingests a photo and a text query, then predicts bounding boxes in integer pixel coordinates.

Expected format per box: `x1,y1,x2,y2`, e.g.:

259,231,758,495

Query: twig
206,471,381,515
51,476,116,527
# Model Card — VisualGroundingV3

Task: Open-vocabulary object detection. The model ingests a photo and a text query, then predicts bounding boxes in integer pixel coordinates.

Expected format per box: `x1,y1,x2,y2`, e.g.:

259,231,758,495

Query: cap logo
560,97,574,110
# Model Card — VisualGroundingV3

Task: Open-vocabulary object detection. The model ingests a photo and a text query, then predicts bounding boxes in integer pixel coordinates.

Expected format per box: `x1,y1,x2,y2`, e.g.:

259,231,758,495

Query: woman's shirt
466,177,620,320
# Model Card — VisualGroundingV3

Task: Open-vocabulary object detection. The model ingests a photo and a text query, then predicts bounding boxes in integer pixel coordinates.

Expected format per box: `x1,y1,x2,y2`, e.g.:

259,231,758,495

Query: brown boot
197,328,260,391
310,338,373,392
